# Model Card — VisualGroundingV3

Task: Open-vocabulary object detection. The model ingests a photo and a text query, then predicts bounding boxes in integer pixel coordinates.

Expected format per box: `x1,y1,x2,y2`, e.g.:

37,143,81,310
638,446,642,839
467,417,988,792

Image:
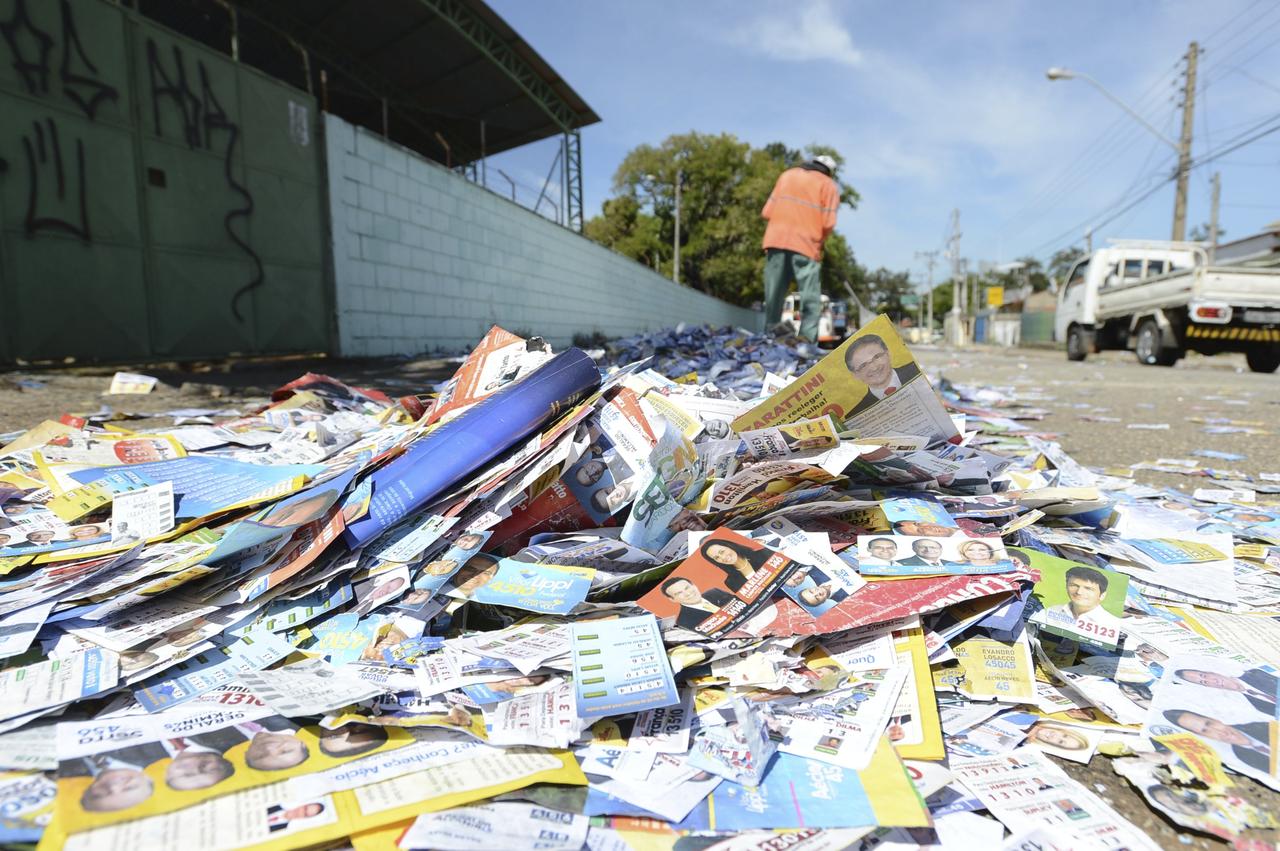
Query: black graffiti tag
19,117,90,240
0,0,118,120
0,0,120,240
146,38,263,322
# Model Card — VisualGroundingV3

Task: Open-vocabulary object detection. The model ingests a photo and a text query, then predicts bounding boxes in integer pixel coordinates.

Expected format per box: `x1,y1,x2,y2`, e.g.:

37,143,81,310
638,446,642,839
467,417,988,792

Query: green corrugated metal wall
0,0,329,363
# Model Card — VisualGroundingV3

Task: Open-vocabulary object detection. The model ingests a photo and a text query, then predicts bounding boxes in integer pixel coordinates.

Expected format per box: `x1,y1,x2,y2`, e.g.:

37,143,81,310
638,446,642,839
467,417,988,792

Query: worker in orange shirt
760,155,840,341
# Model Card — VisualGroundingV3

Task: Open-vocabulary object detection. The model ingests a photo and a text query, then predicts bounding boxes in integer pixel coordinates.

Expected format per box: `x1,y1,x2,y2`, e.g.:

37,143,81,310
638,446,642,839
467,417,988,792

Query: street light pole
1046,45,1197,242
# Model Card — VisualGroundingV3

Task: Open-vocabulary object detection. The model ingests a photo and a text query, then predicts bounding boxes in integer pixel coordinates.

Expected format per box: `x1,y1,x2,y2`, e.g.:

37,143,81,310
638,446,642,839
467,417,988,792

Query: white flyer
627,690,695,755
235,657,384,716
0,600,55,660
0,722,57,770
63,597,222,652
752,517,866,595
415,652,464,698
484,683,582,748
779,667,908,771
952,748,1159,850
107,372,158,394
373,514,458,563
452,622,570,676
110,481,175,543
0,648,119,722
400,802,589,851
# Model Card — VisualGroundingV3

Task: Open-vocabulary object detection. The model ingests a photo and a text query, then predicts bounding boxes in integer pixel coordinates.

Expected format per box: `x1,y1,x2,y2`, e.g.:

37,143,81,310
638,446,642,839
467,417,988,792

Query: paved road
919,344,1280,491
921,344,1280,849
0,354,457,434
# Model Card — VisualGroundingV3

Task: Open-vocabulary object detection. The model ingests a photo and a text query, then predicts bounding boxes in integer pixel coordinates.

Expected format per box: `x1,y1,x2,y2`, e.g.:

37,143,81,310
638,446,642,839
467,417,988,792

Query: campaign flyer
463,560,594,615
570,615,678,719
637,529,795,638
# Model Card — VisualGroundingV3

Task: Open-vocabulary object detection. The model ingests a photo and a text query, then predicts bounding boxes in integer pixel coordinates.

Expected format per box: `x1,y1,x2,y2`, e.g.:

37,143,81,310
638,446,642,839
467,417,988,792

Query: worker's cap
812,155,837,173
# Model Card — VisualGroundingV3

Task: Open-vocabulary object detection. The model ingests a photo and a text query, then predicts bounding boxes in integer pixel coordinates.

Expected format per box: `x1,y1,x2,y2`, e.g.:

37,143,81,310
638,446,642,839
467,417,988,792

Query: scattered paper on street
5,319,1280,848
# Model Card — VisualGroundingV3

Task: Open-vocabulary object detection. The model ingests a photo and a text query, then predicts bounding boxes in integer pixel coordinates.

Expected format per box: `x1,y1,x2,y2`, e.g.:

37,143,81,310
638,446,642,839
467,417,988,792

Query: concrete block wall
324,114,761,356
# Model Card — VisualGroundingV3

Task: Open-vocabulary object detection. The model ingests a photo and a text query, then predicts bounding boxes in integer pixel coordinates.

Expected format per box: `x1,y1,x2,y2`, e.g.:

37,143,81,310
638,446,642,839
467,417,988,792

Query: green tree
864,268,915,320
1188,222,1225,242
1014,256,1052,292
583,196,664,271
1047,246,1085,287
585,132,862,305
929,280,955,316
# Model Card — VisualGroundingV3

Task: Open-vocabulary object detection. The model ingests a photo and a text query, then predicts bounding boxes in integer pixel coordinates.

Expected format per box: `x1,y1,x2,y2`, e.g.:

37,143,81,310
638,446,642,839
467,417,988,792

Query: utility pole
1084,227,1093,253
945,209,965,345
1173,41,1198,242
1209,171,1221,261
915,249,939,334
916,277,925,328
673,169,682,284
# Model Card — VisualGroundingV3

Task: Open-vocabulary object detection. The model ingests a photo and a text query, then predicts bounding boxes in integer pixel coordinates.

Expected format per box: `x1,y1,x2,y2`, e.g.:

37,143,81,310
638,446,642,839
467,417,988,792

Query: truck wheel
1066,327,1088,361
1246,348,1280,373
1135,320,1180,366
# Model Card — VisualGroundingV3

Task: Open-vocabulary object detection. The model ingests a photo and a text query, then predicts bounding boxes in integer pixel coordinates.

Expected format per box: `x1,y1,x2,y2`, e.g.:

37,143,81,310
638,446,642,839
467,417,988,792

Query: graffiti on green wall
0,0,264,321
143,37,261,320
0,0,117,240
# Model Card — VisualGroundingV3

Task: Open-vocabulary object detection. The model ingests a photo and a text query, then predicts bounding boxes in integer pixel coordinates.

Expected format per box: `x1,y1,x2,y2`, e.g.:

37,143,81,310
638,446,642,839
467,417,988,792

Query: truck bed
1096,266,1280,320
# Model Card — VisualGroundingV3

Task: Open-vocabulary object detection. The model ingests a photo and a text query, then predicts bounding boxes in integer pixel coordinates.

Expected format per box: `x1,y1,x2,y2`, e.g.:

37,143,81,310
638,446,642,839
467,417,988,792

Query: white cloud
727,1,863,67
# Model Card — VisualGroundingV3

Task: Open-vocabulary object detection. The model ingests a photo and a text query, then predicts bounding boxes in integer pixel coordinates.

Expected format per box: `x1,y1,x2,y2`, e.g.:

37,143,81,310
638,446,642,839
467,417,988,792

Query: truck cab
1055,240,1280,372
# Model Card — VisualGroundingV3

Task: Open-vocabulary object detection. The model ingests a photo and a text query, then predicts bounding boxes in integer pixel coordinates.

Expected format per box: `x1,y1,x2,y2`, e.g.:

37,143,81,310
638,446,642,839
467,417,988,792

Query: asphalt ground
919,345,1280,492
0,354,458,435
920,344,1280,849
2,342,1279,847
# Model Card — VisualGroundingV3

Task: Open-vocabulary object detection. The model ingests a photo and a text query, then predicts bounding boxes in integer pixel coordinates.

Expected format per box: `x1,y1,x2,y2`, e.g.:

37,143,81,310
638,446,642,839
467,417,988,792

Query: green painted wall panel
4,238,151,360
247,169,324,266
252,262,334,352
148,250,258,356
0,0,329,363
0,97,143,246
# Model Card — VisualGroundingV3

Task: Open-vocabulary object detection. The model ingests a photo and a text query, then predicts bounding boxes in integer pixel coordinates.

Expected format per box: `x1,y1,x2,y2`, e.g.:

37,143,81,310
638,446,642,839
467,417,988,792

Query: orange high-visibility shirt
761,167,840,261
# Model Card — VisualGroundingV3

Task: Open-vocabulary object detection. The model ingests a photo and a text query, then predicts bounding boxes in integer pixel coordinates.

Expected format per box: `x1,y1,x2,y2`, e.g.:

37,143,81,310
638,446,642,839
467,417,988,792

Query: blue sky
485,1,1280,286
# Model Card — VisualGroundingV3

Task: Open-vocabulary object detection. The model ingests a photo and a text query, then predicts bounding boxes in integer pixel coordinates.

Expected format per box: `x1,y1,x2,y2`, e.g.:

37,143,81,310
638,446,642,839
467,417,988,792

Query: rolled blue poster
343,347,601,548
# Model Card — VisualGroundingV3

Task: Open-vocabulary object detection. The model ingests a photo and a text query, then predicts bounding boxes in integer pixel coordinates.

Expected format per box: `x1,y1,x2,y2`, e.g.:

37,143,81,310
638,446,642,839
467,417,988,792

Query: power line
1202,0,1271,49
1026,161,1175,257
1029,112,1280,258
1201,13,1280,88
1000,62,1182,233
1007,86,1181,246
1220,65,1280,97
1196,112,1280,162
1001,81,1177,231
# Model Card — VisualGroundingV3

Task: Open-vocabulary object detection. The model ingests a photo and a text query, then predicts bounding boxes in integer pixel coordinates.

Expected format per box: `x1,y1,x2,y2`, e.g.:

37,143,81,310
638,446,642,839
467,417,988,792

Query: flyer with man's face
636,529,795,639
1023,547,1129,650
731,314,959,446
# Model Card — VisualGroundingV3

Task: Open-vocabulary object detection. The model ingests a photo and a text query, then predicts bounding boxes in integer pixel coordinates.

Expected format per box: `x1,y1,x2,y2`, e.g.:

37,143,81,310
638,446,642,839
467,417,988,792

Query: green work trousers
763,249,822,341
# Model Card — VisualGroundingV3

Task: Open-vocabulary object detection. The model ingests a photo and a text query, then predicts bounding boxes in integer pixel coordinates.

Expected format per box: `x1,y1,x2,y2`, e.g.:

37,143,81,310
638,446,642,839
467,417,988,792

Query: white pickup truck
1054,240,1280,372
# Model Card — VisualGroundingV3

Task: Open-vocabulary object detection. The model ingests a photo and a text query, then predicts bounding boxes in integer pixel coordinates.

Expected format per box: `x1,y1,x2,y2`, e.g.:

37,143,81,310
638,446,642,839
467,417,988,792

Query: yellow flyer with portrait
732,314,958,445
53,709,415,834
46,748,586,851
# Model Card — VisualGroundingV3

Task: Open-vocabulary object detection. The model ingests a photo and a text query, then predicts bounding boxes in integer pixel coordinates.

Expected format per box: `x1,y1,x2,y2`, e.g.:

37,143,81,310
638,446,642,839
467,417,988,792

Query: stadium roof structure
139,0,599,228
